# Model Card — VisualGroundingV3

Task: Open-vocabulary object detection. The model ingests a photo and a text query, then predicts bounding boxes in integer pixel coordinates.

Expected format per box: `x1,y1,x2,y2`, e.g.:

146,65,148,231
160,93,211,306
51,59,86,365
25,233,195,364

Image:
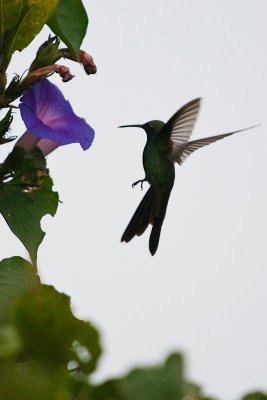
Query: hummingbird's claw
132,179,146,190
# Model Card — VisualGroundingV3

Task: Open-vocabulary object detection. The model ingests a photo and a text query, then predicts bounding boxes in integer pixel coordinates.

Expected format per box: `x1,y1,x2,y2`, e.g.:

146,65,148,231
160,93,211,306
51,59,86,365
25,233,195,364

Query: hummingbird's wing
172,126,257,165
158,97,201,142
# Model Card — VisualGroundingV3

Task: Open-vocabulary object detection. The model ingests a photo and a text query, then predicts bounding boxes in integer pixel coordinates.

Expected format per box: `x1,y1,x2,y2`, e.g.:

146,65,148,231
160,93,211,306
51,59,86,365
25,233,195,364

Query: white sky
2,0,267,398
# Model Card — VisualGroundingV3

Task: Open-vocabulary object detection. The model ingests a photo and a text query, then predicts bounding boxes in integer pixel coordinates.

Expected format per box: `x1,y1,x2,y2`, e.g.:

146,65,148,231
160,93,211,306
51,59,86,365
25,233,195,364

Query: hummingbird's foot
132,179,146,190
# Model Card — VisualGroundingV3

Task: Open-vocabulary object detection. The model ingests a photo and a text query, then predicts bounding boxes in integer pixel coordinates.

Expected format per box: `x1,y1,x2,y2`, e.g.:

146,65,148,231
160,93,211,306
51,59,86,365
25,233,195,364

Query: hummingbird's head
142,120,164,136
118,120,164,138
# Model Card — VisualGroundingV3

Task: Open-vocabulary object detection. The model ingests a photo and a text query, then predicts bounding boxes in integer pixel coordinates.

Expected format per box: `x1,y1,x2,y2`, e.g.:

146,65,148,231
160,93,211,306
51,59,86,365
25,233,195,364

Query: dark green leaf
0,185,58,263
0,256,39,323
118,354,186,400
14,285,75,364
14,285,102,372
47,0,88,56
0,147,59,263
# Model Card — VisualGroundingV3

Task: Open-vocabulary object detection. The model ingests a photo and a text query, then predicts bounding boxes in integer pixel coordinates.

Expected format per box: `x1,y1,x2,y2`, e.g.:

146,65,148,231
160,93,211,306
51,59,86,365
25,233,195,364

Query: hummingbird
119,98,256,256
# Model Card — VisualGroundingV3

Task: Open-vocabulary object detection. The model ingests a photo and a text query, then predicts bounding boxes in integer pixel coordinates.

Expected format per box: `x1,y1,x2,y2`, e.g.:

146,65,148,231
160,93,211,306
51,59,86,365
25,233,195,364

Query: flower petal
19,79,94,150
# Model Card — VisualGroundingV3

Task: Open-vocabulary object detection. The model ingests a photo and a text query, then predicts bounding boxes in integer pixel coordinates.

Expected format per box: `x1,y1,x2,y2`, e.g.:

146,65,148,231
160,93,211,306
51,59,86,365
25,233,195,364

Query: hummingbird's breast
143,140,175,187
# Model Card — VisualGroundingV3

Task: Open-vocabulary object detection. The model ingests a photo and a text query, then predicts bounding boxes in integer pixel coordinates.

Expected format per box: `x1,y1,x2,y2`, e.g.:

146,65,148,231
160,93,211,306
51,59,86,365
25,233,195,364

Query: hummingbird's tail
121,185,171,255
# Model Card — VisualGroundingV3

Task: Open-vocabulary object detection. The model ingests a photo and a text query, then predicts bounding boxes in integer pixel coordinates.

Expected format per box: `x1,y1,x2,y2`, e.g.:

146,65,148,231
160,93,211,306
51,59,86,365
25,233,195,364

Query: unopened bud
79,50,97,74
21,64,74,88
4,64,74,102
60,49,97,75
55,65,75,82
29,36,62,72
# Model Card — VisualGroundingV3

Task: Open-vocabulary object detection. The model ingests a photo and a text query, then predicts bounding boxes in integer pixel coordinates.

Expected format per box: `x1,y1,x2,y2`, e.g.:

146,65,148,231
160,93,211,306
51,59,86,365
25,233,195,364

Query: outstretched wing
171,126,258,165
158,97,201,146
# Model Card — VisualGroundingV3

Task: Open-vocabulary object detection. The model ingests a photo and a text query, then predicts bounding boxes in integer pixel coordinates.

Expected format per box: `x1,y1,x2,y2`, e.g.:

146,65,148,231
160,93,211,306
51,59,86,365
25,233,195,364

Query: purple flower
17,79,94,155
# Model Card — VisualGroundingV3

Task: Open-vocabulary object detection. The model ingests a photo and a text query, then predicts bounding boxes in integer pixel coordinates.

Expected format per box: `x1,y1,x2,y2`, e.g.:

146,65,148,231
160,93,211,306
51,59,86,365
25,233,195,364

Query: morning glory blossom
17,78,94,155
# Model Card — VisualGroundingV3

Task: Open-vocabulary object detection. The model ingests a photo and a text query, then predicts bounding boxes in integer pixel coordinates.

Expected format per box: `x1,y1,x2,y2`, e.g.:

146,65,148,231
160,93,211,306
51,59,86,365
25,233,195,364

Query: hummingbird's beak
118,124,143,128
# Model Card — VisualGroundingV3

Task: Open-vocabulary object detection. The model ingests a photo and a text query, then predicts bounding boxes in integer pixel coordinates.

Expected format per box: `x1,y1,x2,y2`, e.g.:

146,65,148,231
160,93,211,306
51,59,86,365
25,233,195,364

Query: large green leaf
14,285,102,372
6,0,59,58
0,186,58,263
0,147,59,264
0,256,39,324
0,0,23,34
47,0,88,56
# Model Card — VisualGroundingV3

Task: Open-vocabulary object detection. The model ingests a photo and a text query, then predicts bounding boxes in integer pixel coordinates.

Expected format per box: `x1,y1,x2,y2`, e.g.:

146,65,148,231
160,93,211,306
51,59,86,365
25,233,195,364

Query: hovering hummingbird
119,98,256,256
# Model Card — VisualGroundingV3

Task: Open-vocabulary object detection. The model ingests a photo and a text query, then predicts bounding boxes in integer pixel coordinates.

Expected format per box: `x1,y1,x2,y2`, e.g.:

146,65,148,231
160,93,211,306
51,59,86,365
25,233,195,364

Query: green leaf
0,0,23,33
0,256,39,324
6,0,59,58
0,109,16,144
118,354,186,400
91,353,215,400
242,394,267,400
0,362,72,400
0,147,59,264
47,0,88,56
14,285,75,364
14,285,102,372
0,185,58,263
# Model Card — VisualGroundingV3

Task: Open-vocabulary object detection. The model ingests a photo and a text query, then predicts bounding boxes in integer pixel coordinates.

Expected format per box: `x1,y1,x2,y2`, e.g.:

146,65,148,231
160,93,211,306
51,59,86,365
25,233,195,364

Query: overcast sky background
2,0,267,398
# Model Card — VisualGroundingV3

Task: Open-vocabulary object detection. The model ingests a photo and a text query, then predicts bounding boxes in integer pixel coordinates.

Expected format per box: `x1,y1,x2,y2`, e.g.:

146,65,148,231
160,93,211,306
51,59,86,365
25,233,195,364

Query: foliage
47,0,88,56
90,353,216,400
2,0,59,67
0,147,58,264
